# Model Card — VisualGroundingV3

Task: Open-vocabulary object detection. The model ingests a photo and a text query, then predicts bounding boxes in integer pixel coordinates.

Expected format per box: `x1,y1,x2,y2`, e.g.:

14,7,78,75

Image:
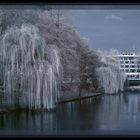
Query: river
0,92,140,136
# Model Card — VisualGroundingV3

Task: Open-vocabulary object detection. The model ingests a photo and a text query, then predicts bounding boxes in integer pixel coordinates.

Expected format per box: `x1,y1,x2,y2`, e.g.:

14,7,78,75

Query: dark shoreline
58,92,102,103
0,92,103,114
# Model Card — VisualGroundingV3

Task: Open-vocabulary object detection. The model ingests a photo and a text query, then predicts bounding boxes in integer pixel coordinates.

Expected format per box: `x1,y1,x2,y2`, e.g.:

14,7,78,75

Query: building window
124,58,128,60
125,61,129,64
130,65,135,68
128,75,135,78
125,65,129,68
130,61,134,64
125,69,129,72
130,69,136,73
136,75,139,78
129,57,134,60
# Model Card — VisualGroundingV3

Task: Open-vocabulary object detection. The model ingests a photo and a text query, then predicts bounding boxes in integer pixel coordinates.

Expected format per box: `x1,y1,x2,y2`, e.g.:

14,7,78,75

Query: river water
0,92,140,136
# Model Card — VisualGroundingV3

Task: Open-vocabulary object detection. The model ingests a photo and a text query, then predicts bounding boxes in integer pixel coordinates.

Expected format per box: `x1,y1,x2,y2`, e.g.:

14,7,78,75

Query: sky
1,5,140,53
64,7,140,52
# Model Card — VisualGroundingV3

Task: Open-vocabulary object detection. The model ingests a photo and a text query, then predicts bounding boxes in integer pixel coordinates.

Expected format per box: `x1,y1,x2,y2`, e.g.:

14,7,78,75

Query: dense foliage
0,8,100,107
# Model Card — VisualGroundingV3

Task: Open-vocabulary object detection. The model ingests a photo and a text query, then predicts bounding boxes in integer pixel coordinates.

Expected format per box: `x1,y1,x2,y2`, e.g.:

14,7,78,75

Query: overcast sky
1,5,139,53
65,7,140,52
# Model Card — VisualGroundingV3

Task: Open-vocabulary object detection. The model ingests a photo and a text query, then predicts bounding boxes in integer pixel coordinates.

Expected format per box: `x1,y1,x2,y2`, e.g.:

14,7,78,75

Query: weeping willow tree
96,49,127,94
0,24,61,110
0,8,99,110
78,46,99,96
0,9,61,110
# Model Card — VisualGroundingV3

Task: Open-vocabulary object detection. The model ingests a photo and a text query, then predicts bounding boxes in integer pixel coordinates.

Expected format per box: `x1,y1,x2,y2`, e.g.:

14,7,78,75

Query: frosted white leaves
96,49,126,94
2,24,60,110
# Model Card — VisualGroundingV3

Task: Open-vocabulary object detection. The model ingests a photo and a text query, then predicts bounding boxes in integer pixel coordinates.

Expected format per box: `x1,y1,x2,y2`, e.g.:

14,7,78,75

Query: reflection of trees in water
1,93,140,133
0,111,25,130
119,93,140,115
75,99,93,130
0,115,4,128
55,97,103,131
55,102,80,131
94,93,140,130
123,93,129,104
0,97,103,132
96,94,126,130
0,110,57,133
127,93,140,114
118,93,140,130
57,102,73,130
73,97,102,130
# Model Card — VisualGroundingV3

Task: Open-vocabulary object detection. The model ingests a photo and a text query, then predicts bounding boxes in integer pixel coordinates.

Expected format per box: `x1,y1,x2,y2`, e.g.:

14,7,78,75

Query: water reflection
0,92,140,134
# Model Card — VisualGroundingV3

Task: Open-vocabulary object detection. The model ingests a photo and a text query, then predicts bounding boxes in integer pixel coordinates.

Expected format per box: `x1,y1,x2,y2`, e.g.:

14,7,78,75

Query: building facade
116,52,140,85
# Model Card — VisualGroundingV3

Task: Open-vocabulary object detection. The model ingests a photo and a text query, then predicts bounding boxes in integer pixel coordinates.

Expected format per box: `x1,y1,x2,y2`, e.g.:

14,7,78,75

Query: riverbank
0,108,8,115
58,92,102,103
0,92,139,134
0,91,102,114
0,106,17,115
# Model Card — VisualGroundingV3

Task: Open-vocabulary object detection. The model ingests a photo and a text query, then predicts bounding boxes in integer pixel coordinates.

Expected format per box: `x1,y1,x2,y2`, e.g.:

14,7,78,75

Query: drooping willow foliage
0,8,99,110
0,24,60,109
96,49,127,94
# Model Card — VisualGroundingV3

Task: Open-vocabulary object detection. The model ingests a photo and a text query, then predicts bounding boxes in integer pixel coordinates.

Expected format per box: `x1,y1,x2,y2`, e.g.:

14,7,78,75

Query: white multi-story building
117,52,140,81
